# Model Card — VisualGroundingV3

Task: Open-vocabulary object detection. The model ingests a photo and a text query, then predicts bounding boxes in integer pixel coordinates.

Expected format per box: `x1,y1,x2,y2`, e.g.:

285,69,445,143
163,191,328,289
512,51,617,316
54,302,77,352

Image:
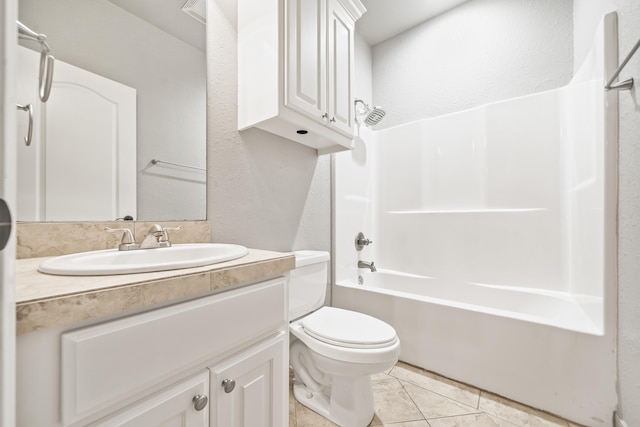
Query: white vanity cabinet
90,372,210,427
210,333,287,427
238,0,365,154
17,277,288,427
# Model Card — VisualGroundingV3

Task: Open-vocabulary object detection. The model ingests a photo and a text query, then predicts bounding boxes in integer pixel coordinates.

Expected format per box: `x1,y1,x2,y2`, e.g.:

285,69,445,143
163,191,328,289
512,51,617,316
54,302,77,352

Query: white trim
0,0,17,426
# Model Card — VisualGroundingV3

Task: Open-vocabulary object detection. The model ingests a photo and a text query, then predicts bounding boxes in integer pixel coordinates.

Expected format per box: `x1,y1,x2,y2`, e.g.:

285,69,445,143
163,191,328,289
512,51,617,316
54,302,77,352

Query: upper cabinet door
239,0,364,153
327,0,355,137
286,0,327,122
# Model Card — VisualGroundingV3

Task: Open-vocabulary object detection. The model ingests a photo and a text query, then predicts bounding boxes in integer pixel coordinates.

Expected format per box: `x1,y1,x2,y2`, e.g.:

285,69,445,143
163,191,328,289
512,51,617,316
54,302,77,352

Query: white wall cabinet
238,0,365,154
17,277,288,427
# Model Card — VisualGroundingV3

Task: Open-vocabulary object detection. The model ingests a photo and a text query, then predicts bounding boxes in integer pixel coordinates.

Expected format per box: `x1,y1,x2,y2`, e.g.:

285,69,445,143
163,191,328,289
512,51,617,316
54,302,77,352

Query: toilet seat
290,307,400,365
301,307,397,349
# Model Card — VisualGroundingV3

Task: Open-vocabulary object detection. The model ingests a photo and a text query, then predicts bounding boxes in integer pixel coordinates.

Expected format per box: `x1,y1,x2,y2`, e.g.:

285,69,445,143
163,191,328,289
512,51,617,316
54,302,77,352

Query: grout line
391,371,480,412
397,378,429,423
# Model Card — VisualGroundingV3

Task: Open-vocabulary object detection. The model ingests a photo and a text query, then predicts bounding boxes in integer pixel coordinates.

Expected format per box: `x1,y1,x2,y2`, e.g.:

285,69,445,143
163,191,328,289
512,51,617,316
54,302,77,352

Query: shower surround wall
334,6,617,426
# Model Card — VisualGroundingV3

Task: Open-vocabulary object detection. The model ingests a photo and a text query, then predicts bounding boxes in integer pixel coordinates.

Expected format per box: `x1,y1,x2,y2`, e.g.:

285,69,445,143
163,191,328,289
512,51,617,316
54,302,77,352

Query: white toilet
289,250,400,427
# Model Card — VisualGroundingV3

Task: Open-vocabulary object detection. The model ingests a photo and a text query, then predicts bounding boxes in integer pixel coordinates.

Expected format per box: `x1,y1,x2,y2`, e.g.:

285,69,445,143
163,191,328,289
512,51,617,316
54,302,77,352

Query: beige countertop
16,249,294,335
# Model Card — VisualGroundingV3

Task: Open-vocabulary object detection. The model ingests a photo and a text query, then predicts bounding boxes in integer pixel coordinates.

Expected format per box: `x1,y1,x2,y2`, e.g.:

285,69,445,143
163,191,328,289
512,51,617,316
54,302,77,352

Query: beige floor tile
479,392,569,427
289,387,297,426
370,378,425,426
372,421,430,427
426,413,499,427
295,401,340,427
486,414,520,426
372,371,396,381
402,381,479,419
390,362,480,408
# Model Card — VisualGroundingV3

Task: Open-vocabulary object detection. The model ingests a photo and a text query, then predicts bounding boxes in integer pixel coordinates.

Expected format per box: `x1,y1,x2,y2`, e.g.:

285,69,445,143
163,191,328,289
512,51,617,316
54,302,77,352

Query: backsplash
16,221,211,259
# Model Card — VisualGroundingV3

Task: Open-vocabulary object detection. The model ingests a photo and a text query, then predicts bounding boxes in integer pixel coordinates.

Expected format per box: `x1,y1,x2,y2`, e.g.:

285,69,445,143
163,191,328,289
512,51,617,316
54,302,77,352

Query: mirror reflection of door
16,46,136,221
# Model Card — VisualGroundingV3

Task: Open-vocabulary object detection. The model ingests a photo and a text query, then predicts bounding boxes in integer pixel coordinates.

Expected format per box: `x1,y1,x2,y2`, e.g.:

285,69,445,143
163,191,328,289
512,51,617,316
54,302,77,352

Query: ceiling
357,0,471,46
107,0,470,53
108,0,206,52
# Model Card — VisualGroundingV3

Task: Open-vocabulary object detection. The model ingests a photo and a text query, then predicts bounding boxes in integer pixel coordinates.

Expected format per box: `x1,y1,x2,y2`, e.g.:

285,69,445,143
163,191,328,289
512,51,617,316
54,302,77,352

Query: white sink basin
38,243,249,276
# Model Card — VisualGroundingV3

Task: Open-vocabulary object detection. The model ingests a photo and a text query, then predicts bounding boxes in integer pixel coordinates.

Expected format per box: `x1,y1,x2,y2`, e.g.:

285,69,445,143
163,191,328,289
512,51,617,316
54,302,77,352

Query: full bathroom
1,0,639,427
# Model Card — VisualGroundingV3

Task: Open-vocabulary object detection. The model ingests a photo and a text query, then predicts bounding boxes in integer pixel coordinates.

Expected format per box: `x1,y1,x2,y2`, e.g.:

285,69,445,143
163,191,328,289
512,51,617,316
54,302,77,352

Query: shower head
354,99,386,127
363,106,386,126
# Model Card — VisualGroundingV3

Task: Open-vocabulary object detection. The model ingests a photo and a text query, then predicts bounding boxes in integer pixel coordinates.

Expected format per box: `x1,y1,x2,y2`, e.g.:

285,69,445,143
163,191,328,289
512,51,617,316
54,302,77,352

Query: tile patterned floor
289,361,586,427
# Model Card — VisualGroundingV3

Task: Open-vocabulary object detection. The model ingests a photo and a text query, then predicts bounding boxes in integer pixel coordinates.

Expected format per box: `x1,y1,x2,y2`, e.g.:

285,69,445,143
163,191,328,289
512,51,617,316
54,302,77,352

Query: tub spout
358,260,377,272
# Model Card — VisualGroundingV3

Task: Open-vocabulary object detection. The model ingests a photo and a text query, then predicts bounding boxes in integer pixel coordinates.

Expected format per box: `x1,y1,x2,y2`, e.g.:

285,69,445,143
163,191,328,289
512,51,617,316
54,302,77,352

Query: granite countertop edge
16,249,295,335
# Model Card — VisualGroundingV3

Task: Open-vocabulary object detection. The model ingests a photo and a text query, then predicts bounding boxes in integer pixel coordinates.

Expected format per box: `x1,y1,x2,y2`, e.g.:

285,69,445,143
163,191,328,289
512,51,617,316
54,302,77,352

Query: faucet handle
105,227,137,250
159,225,182,244
158,225,182,246
355,232,373,251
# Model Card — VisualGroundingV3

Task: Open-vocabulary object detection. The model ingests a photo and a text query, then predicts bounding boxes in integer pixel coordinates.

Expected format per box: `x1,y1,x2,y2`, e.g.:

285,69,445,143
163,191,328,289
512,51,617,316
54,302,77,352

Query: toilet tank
289,250,330,321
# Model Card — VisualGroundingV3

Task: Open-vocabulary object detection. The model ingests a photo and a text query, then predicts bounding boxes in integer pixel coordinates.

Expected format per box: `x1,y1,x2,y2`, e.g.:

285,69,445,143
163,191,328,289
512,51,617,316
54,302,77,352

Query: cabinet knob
330,117,336,123
192,394,208,411
321,113,329,120
222,378,236,393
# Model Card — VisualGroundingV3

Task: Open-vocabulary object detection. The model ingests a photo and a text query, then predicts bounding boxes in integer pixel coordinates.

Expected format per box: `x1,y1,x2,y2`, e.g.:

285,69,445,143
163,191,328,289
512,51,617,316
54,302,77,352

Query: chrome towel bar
605,35,640,91
151,159,205,171
17,20,55,102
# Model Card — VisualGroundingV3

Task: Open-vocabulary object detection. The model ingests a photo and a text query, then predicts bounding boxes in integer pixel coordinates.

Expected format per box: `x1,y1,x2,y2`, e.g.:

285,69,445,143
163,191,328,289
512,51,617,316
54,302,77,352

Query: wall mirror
17,0,207,222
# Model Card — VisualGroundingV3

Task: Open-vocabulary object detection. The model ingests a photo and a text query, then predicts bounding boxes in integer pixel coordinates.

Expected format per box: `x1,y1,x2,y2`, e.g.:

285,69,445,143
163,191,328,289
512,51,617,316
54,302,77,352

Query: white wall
573,0,617,75
19,0,206,221
574,2,640,426
372,0,574,129
206,0,330,256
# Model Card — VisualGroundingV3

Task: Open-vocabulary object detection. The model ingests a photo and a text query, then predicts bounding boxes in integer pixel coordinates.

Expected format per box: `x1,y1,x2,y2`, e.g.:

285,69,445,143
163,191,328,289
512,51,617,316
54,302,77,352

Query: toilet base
293,375,374,427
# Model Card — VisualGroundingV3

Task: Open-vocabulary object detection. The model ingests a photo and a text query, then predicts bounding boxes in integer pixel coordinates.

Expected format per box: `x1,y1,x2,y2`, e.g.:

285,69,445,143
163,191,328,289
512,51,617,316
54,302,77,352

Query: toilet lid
300,306,397,349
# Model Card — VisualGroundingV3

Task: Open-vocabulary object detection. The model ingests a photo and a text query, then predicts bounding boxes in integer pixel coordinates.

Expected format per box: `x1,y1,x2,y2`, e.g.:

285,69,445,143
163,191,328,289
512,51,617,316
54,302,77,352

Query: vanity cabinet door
210,332,288,427
91,371,209,427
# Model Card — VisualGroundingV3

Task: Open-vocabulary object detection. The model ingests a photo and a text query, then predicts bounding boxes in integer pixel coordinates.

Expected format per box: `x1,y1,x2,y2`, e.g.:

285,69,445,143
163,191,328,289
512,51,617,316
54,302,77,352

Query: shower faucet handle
355,232,373,251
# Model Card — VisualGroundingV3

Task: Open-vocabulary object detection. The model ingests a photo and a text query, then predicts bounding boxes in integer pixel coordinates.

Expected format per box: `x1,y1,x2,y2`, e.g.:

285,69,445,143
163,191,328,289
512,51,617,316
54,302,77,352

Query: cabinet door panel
286,0,326,121
327,0,355,137
91,371,208,427
62,278,286,426
210,333,287,427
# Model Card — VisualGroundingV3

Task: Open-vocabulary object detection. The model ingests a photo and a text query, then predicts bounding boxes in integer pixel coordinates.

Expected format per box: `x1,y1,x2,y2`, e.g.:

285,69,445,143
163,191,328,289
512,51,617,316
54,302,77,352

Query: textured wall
574,1,640,426
371,0,574,129
575,2,640,425
206,0,331,254
616,2,640,422
19,0,207,221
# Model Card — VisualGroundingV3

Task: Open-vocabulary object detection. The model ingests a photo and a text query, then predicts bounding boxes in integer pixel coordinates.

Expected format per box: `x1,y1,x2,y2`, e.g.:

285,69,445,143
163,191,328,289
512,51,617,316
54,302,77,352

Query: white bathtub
333,12,618,426
333,270,614,426
343,270,602,335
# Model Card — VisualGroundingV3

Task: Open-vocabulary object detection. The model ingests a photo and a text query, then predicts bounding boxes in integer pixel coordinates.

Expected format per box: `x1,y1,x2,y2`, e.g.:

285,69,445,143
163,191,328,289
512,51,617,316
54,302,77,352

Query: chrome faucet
139,224,167,249
358,260,377,272
106,224,181,251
